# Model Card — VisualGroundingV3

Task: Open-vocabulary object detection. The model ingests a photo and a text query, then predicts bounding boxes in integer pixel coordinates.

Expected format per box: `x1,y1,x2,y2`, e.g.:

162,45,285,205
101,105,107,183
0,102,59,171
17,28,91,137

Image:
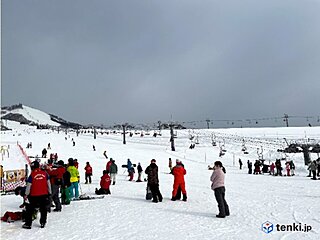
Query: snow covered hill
1,125,319,240
1,104,81,128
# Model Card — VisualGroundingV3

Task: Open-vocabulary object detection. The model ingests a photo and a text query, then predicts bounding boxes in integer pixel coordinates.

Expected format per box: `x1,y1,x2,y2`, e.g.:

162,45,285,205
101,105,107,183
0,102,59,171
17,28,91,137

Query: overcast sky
2,0,320,127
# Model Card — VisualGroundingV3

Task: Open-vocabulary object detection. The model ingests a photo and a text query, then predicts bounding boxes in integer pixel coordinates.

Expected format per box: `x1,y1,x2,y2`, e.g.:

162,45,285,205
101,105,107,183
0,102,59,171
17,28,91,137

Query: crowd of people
11,141,320,230
244,158,320,180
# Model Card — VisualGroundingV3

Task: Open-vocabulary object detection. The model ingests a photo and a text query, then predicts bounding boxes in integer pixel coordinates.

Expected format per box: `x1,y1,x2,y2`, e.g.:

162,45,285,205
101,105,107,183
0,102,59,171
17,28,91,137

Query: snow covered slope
1,104,60,127
1,125,319,240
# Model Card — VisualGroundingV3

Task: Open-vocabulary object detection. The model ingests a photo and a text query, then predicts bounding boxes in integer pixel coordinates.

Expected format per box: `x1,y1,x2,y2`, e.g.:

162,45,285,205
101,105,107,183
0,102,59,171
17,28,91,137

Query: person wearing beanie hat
145,159,162,203
171,159,187,202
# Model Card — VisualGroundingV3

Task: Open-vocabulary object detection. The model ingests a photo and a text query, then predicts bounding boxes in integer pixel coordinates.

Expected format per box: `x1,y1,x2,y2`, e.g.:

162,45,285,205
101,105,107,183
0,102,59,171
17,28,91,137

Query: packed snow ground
1,124,319,240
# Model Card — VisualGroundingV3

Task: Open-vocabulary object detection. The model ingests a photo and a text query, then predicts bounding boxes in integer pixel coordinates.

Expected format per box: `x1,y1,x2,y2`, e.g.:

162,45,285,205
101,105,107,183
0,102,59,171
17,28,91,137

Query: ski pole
79,182,83,195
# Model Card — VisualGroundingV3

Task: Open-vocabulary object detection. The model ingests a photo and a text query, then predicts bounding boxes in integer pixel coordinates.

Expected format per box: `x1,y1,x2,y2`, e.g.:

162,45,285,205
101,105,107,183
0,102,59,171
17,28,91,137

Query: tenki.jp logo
261,221,274,234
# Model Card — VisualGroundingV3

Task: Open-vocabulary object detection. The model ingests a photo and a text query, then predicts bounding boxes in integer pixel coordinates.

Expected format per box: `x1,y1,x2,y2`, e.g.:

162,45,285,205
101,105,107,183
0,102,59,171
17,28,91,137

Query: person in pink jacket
210,161,230,218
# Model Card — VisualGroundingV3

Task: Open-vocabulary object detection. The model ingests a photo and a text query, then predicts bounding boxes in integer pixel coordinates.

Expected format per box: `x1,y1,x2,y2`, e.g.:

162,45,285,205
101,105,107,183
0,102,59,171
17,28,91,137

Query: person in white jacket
210,161,230,218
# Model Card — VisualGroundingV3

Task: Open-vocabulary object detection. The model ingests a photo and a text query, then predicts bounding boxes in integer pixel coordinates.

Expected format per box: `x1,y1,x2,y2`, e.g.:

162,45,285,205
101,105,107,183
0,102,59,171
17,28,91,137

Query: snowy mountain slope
0,126,319,240
1,104,82,128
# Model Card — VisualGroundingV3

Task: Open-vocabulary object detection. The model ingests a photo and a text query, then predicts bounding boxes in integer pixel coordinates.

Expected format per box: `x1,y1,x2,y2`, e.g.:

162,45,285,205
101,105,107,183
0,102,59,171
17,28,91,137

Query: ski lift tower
169,123,175,151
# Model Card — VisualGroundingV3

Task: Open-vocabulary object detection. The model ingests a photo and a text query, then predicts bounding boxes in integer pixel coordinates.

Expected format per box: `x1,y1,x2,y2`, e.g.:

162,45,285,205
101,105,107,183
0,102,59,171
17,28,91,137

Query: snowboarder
137,163,143,182
109,159,118,185
84,162,93,184
239,158,243,170
95,170,111,195
210,161,230,218
145,159,163,203
22,161,51,229
171,159,187,201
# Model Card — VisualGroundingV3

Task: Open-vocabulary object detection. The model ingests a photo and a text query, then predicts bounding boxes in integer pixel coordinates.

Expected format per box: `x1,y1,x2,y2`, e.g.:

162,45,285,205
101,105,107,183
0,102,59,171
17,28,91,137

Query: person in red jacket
106,158,113,172
171,159,187,201
22,161,51,229
74,159,79,169
46,160,65,212
84,162,93,184
95,170,111,195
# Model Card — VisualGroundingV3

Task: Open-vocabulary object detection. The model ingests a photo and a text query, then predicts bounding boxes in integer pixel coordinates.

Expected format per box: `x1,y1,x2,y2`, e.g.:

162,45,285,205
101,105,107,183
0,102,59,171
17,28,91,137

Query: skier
171,159,187,201
109,159,118,185
239,158,243,170
47,143,51,149
95,170,111,195
67,159,80,200
22,161,51,229
145,159,163,203
210,161,230,218
137,163,143,182
84,162,93,184
93,145,96,151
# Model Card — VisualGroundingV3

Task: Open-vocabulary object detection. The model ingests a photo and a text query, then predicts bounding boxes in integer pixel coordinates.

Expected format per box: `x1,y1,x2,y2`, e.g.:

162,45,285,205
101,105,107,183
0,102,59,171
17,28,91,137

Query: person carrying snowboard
171,159,187,201
145,159,163,203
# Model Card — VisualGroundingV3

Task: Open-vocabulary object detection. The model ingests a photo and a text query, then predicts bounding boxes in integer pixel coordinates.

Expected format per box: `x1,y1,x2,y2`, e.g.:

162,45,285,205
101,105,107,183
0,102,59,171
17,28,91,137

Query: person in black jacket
137,163,143,182
145,159,162,203
61,164,71,205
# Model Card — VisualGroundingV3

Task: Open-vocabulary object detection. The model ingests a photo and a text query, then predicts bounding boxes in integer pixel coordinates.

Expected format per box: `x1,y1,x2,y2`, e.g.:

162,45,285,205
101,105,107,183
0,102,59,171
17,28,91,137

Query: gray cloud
2,0,320,127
